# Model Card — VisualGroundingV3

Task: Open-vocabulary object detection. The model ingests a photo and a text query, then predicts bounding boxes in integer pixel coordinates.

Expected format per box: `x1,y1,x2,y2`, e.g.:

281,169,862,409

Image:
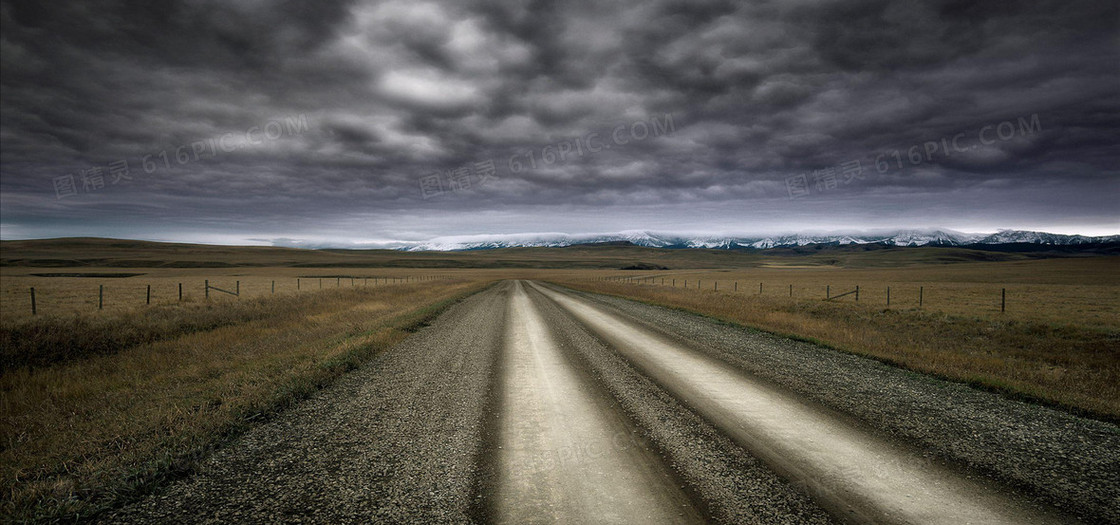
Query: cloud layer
2,0,1118,243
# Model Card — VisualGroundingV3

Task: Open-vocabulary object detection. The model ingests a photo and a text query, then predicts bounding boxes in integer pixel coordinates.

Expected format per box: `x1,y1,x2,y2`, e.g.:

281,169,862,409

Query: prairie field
551,256,1120,421
0,266,452,322
0,273,493,521
1,241,1117,521
576,257,1120,329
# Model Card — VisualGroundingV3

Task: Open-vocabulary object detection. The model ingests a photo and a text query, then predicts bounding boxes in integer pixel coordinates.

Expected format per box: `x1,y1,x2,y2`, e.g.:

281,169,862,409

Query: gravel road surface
105,280,1116,524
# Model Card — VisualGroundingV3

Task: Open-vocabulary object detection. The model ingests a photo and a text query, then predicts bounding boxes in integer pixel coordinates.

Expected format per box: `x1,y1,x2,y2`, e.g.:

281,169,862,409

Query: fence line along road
599,274,1022,314
17,275,446,315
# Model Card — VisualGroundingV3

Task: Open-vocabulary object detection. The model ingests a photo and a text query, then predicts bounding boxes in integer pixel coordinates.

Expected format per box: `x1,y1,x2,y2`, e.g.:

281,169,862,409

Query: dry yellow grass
577,257,1120,329
551,257,1120,421
0,267,450,321
0,276,492,521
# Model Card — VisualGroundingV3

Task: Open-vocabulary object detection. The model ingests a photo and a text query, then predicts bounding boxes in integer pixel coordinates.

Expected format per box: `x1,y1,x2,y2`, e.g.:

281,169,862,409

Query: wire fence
8,274,451,317
595,275,1052,316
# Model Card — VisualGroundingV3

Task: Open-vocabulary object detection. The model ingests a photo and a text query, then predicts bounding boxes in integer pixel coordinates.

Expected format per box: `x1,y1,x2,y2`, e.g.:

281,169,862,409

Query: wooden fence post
714,281,718,291
30,287,36,315
734,281,737,291
826,285,830,299
146,284,151,305
99,284,104,310
236,281,240,296
759,282,763,295
179,283,183,301
855,285,859,302
205,280,209,300
887,286,891,306
789,284,793,297
297,278,301,290
1001,288,1006,313
919,286,923,307
272,280,275,294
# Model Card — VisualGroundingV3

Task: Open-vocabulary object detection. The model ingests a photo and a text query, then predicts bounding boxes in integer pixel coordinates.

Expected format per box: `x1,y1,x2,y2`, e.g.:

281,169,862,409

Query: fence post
205,280,209,300
320,278,323,289
236,281,240,296
826,285,830,299
887,286,890,306
179,283,183,301
337,277,340,287
759,282,763,295
789,284,793,297
1001,288,1006,313
855,285,859,302
734,281,737,291
714,281,718,291
298,278,301,291
147,284,151,305
272,280,275,294
919,286,923,307
30,287,36,315
673,279,675,287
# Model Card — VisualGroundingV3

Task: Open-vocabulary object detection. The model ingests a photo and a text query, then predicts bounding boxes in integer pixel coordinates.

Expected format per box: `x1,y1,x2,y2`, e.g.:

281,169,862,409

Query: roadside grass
552,279,1120,423
0,278,493,522
585,257,1120,330
1,295,325,371
0,267,446,321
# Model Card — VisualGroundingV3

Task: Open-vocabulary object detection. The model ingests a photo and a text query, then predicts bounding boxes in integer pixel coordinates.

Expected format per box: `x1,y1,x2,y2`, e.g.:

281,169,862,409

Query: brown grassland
0,238,1117,521
550,256,1119,422
1,272,494,521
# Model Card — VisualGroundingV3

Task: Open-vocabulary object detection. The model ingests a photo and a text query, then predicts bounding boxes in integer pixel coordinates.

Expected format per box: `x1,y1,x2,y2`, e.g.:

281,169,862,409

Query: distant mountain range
399,229,1120,252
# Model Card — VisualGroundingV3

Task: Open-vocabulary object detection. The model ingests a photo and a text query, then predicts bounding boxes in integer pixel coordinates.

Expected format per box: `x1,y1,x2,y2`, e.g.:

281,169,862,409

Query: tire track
529,281,1072,525
488,281,703,524
520,281,837,524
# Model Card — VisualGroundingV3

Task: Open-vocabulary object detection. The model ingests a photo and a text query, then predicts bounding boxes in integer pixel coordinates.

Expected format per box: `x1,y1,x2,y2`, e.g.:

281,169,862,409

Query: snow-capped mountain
397,229,1119,251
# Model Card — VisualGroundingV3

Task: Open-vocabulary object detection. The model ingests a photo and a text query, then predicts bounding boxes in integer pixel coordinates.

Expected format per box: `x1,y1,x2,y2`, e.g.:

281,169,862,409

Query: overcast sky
1,0,1117,246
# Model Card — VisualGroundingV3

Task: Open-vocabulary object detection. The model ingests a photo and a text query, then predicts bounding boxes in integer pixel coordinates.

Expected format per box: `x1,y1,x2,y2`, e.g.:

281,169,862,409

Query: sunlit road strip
492,282,702,524
531,281,1071,525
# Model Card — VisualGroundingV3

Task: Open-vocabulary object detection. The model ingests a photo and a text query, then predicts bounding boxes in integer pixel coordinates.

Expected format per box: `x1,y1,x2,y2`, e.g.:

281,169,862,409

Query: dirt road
108,281,1118,524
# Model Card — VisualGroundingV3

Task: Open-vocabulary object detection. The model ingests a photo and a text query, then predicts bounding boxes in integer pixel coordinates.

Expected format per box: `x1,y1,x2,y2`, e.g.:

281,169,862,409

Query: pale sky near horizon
1,0,1118,246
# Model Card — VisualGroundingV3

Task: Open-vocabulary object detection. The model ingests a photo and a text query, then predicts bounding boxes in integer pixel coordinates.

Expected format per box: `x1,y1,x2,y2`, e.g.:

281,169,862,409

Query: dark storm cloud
1,0,1117,243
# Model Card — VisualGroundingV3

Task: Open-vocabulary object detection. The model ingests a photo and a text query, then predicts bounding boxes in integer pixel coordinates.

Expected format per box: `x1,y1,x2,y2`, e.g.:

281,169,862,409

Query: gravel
104,284,508,524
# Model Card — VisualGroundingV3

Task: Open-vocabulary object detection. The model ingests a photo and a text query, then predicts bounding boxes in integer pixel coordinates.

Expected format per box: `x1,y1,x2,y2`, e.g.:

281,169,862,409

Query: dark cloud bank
1,0,1117,245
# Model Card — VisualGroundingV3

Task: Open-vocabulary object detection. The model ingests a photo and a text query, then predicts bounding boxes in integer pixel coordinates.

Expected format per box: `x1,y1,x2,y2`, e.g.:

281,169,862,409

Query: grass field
1,238,1117,520
0,266,451,321
552,256,1119,422
1,275,494,521
582,257,1120,329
